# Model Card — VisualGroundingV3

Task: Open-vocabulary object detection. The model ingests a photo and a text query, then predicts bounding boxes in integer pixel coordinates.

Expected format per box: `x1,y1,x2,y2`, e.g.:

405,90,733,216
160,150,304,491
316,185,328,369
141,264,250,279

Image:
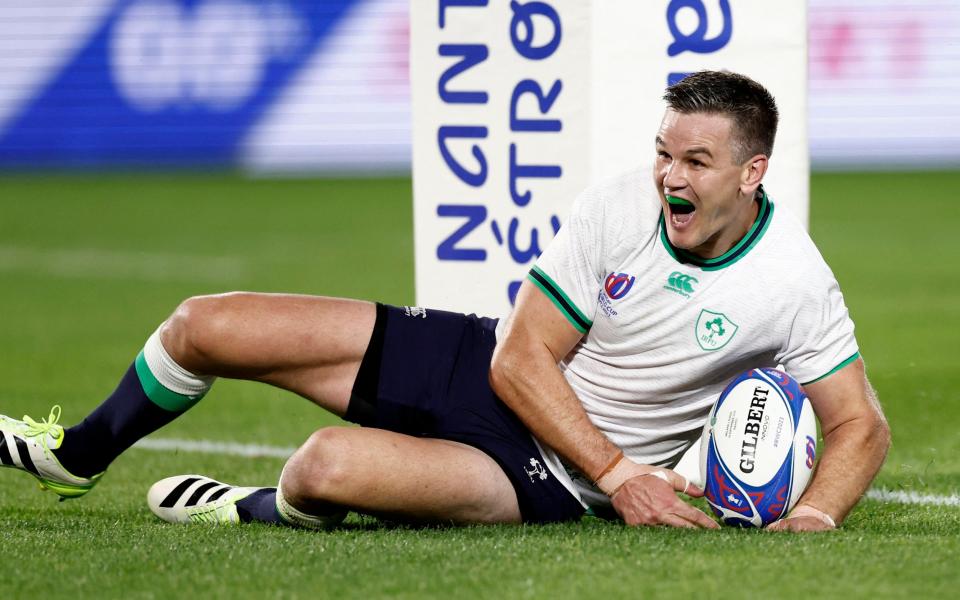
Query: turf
1,172,958,598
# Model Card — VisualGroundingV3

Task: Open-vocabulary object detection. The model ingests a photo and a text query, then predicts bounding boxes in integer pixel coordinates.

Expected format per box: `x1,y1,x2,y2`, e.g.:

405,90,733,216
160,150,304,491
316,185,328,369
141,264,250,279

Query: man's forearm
795,412,891,524
491,283,719,528
489,343,617,481
783,360,891,530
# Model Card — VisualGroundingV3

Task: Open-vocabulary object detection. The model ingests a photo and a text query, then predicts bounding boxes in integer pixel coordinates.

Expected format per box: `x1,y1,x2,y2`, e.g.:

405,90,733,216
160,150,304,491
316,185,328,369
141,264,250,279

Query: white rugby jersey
516,167,859,511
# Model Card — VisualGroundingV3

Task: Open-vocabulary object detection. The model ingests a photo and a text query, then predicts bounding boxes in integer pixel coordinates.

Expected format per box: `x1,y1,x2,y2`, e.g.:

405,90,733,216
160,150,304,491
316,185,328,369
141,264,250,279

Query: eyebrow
686,147,713,158
655,137,714,159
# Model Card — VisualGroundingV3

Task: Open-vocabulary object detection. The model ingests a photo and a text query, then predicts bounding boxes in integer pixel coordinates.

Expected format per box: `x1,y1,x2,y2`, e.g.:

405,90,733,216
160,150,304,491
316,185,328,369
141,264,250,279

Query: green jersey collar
659,187,774,271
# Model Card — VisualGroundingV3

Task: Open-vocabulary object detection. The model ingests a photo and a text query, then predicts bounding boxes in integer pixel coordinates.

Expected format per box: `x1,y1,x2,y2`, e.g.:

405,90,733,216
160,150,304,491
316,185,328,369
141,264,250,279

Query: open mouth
666,195,696,226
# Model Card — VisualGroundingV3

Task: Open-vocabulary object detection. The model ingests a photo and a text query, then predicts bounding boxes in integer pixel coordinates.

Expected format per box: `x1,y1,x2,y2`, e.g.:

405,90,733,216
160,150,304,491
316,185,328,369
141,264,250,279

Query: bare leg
160,292,375,416
280,427,522,525
158,294,522,525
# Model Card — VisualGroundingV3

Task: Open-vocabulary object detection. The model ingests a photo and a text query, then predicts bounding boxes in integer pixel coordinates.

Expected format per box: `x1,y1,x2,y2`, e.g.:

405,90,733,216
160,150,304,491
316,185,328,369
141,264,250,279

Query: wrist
594,452,655,496
789,504,837,529
593,451,626,495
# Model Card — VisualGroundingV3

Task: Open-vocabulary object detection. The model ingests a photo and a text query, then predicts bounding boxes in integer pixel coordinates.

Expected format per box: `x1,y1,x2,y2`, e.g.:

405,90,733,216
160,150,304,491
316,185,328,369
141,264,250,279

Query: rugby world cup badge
695,309,739,351
604,272,635,300
599,272,635,318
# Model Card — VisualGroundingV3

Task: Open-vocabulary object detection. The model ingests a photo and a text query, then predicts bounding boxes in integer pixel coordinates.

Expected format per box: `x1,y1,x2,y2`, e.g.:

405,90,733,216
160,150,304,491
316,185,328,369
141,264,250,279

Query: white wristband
788,504,837,528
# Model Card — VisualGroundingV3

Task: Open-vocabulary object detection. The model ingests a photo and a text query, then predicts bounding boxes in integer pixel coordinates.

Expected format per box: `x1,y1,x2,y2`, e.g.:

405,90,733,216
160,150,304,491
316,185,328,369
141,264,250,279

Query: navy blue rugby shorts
343,303,585,524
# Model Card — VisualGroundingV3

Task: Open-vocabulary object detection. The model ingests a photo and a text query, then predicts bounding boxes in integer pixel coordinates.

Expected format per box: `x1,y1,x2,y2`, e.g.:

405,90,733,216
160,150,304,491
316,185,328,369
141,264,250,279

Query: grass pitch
1,172,958,599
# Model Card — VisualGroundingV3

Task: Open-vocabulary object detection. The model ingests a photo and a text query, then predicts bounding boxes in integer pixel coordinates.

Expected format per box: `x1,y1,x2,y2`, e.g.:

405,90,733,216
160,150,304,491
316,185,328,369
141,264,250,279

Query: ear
739,155,768,196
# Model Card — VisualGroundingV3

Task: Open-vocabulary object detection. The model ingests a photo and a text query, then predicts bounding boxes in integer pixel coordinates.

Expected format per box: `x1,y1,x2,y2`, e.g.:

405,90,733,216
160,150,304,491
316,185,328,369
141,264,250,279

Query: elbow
489,340,540,404
488,344,519,399
853,404,892,468
873,412,892,457
866,378,891,457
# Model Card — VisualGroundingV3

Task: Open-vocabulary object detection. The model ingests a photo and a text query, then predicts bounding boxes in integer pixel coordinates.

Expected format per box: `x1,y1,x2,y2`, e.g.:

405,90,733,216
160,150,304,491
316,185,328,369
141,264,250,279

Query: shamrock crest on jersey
696,309,739,351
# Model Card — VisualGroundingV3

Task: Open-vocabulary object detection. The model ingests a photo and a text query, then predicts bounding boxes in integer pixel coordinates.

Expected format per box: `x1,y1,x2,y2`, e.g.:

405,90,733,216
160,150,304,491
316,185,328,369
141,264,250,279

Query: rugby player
0,71,890,532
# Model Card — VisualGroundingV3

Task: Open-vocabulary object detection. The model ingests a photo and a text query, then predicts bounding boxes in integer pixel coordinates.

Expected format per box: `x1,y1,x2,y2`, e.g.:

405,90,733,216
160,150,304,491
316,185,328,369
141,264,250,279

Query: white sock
142,324,216,398
275,471,347,530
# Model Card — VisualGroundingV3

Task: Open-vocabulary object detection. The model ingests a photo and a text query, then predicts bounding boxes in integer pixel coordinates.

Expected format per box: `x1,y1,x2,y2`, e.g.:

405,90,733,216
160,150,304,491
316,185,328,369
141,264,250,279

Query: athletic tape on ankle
275,480,346,531
136,325,216,412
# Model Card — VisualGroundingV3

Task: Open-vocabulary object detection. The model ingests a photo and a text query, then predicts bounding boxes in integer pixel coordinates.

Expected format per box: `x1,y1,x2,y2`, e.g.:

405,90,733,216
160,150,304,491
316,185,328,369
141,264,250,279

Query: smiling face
654,109,767,259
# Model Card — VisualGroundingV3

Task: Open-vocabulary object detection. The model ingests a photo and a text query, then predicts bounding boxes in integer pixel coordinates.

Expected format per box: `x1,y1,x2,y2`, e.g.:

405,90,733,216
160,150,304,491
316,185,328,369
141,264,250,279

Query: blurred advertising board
808,0,960,169
2,0,957,178
0,0,410,172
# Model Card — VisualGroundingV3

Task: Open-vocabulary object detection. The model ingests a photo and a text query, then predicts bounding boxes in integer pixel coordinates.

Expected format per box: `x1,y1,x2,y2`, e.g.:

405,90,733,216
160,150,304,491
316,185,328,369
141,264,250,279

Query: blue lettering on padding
507,280,523,305
509,143,561,206
506,218,542,263
438,44,489,104
510,0,562,61
666,0,732,57
439,0,489,28
438,126,489,187
510,79,562,132
436,204,488,261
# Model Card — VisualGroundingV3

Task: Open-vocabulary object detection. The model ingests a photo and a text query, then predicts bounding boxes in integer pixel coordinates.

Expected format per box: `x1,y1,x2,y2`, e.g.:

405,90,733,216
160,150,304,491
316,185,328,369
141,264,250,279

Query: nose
663,160,685,190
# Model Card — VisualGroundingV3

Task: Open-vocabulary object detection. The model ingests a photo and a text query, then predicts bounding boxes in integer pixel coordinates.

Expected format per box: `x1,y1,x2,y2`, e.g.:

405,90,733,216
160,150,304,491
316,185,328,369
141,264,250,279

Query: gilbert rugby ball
699,368,817,527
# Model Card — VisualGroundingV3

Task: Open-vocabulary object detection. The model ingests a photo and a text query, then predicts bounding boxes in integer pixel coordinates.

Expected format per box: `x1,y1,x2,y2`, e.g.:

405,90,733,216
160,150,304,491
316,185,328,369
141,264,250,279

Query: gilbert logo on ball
699,368,818,527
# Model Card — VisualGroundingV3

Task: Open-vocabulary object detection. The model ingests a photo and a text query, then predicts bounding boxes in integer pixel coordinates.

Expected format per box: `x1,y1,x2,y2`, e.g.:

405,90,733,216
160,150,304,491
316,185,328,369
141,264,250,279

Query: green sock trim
134,351,205,412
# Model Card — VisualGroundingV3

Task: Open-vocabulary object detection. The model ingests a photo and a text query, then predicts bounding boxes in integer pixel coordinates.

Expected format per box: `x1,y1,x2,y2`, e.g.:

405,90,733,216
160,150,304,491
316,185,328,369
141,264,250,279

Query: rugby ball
699,368,817,527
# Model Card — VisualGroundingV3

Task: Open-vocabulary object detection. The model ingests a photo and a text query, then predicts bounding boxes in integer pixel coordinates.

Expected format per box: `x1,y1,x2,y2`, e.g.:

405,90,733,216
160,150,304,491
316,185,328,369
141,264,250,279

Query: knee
161,292,242,369
279,427,353,505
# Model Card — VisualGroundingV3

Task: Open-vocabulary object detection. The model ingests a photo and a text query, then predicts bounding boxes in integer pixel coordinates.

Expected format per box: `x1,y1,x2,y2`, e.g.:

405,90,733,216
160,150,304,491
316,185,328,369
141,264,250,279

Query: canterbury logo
665,271,698,297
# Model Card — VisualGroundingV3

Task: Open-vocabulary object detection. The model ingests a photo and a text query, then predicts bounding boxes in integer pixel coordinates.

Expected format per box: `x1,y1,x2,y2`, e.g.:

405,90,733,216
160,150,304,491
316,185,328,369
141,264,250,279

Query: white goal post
411,0,808,317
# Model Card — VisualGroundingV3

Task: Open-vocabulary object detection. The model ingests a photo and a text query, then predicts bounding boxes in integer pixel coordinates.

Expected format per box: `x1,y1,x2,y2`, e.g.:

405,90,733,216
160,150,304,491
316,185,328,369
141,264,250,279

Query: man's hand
766,504,836,532
607,464,719,529
765,516,834,532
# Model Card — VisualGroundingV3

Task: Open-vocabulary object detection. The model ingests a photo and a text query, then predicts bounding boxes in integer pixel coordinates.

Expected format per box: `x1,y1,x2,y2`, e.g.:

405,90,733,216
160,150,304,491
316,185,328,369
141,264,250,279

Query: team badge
604,272,636,300
695,309,739,351
403,306,427,319
524,458,548,482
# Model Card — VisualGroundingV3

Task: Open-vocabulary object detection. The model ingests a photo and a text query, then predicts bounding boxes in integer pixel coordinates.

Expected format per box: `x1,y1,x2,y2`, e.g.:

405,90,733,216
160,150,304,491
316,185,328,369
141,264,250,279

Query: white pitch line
134,438,296,459
133,438,960,508
865,488,960,507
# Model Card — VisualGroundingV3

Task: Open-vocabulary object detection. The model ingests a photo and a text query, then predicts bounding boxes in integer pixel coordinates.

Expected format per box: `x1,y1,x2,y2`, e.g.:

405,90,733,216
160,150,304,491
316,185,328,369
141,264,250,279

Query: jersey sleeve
527,186,605,334
777,272,860,385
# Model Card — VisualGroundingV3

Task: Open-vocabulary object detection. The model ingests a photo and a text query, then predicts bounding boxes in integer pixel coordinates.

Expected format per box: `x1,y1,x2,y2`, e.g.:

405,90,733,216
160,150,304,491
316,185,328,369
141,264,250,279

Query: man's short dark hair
663,71,779,163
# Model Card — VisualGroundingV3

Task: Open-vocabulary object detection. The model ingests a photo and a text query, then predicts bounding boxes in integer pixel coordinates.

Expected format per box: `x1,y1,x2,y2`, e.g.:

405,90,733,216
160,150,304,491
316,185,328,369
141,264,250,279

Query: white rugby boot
147,474,262,524
0,405,103,499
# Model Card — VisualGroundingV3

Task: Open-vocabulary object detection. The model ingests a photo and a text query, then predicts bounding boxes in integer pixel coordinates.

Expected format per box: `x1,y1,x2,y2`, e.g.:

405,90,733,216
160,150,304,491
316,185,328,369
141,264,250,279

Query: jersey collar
658,187,774,271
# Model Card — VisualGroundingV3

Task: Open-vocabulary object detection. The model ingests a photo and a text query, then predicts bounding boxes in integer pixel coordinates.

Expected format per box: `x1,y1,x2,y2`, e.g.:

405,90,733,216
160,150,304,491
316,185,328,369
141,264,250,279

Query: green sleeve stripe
528,267,592,334
801,351,861,386
134,351,205,413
